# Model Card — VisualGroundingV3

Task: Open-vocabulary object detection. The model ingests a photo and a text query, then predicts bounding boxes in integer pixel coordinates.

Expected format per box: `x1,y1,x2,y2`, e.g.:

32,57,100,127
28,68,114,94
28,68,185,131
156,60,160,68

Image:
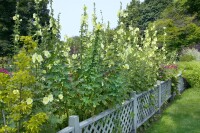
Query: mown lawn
146,88,200,133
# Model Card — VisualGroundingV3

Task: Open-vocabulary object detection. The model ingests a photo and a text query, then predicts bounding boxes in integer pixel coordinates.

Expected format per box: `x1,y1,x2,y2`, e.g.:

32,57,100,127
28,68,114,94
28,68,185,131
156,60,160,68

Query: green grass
146,88,200,133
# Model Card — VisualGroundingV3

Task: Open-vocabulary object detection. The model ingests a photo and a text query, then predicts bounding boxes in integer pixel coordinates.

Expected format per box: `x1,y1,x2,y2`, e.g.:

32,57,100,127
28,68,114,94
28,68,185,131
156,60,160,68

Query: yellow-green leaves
24,113,48,133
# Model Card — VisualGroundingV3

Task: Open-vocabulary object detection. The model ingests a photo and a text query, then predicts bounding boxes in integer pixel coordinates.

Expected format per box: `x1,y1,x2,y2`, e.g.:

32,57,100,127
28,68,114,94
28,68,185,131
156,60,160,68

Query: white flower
42,97,49,105
48,94,53,102
101,43,104,49
36,29,42,36
26,98,33,105
129,26,133,31
58,94,63,100
13,16,17,21
14,35,19,42
123,13,128,18
134,28,139,32
33,13,37,19
32,53,43,63
32,53,37,63
72,54,77,59
47,64,52,69
101,82,104,87
117,29,124,34
123,64,129,70
43,50,51,58
87,43,92,48
13,90,19,95
63,52,68,57
32,53,43,64
13,15,19,21
163,27,166,30
37,55,43,63
41,77,45,81
34,0,42,4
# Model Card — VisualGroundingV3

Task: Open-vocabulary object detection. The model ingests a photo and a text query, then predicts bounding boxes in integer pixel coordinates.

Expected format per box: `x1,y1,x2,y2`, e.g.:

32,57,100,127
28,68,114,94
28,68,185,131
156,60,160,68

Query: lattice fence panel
161,80,171,105
136,87,159,126
81,101,134,133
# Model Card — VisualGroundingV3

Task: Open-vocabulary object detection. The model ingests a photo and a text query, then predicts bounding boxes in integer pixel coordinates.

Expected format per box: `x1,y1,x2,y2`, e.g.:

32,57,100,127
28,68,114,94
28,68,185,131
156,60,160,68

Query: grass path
146,88,200,133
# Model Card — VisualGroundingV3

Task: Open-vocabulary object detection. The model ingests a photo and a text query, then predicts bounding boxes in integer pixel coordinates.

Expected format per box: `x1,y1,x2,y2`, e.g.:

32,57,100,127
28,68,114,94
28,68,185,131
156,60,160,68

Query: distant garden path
147,88,200,133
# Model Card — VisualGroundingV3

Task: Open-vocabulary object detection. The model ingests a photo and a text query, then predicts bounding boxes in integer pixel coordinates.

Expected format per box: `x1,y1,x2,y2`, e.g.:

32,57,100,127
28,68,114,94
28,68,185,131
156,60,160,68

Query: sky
52,0,135,39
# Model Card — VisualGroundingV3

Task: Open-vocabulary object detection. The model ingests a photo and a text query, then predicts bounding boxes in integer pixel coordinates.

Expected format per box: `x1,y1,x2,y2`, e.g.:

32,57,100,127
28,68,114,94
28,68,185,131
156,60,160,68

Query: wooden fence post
133,91,137,133
69,115,80,133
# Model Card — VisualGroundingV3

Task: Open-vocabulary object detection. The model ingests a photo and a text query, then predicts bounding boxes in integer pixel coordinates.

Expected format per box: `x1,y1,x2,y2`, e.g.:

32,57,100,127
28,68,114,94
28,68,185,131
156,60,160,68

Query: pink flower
163,64,178,70
0,68,10,75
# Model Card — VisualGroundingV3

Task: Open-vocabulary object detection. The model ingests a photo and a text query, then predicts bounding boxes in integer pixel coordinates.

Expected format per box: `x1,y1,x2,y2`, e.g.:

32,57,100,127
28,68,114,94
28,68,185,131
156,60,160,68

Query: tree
0,0,16,56
0,0,49,57
122,0,172,30
153,0,200,51
123,0,141,28
185,0,200,19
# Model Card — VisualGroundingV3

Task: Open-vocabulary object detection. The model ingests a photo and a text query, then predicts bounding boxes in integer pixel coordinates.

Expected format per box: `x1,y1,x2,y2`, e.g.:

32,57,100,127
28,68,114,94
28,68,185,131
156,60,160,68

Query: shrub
181,48,200,61
178,61,200,88
179,54,195,62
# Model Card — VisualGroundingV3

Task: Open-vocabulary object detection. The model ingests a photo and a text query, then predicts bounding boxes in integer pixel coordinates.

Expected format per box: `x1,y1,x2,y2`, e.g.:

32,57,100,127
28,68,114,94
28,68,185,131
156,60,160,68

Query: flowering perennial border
58,74,185,133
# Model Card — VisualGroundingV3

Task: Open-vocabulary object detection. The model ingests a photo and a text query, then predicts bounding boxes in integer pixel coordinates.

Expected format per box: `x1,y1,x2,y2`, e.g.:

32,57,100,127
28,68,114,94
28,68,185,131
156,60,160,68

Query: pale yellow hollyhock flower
33,13,37,19
36,29,42,36
13,15,19,21
123,64,130,70
14,35,19,42
13,90,19,95
72,54,77,59
48,94,53,102
43,51,51,58
37,55,43,63
63,52,68,57
32,53,37,63
134,28,139,32
101,43,104,49
13,16,17,21
26,98,33,105
32,53,43,63
42,97,49,105
58,94,63,100
41,77,45,81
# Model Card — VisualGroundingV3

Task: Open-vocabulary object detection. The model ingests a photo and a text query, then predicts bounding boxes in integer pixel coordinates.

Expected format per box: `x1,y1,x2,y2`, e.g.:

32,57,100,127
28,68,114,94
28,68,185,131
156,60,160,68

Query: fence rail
58,75,185,133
